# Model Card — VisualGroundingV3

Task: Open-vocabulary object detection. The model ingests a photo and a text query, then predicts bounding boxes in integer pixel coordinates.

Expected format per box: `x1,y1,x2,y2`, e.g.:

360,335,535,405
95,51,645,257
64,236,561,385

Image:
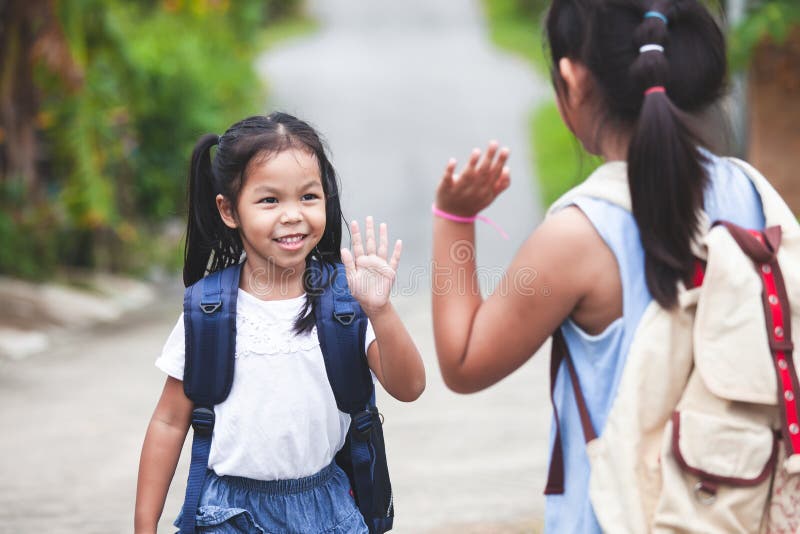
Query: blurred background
0,0,798,532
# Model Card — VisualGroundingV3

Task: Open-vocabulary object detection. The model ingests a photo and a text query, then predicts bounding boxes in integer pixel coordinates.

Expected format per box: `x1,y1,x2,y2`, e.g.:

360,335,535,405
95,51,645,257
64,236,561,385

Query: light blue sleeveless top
543,154,767,533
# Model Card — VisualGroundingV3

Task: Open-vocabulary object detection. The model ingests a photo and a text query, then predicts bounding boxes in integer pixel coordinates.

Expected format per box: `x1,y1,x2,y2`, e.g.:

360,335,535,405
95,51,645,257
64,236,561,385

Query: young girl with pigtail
135,112,424,533
431,0,777,531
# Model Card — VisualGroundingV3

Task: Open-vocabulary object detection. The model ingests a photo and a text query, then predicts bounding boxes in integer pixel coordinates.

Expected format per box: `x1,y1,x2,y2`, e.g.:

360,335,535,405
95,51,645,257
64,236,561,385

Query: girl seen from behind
431,0,774,532
135,112,425,533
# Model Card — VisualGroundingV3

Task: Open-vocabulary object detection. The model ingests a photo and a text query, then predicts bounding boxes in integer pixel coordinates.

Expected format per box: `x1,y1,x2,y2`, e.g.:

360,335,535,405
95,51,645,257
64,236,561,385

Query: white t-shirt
156,289,376,481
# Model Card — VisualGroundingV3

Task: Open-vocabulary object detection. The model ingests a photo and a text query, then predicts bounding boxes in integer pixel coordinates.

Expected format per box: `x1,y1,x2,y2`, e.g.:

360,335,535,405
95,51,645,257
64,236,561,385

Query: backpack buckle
200,301,221,314
334,312,355,325
192,407,215,436
352,409,376,441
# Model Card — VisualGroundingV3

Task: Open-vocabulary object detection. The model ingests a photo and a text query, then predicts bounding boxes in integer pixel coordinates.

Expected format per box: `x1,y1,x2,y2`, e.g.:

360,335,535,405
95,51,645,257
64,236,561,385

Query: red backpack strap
715,221,799,457
545,329,598,495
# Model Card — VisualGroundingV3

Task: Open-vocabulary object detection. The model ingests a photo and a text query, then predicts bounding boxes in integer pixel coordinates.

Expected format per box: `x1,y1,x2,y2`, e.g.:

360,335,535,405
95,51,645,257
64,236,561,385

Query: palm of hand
341,217,402,315
435,141,511,216
348,255,395,312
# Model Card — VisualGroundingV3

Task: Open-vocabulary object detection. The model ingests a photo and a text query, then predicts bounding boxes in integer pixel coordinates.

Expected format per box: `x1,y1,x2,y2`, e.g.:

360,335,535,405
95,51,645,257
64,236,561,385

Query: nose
280,204,302,224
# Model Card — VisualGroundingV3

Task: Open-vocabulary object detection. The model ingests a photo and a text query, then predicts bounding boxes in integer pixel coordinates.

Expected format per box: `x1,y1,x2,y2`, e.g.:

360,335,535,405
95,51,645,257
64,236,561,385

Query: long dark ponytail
545,0,726,307
183,112,345,333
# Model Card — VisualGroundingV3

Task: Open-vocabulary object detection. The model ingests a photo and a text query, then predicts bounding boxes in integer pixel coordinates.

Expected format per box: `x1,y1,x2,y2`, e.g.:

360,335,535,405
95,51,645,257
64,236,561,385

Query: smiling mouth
273,234,307,250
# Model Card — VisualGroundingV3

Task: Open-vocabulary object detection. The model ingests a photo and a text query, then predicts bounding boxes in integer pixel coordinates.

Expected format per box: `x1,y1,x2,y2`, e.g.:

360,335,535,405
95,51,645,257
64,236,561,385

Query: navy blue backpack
179,261,394,534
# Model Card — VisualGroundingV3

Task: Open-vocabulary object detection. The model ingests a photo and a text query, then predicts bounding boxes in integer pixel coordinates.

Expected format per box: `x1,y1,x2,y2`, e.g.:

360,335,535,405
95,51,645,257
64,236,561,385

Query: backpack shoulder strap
312,261,383,531
544,329,598,495
724,157,800,232
314,261,373,412
182,263,241,405
179,263,241,534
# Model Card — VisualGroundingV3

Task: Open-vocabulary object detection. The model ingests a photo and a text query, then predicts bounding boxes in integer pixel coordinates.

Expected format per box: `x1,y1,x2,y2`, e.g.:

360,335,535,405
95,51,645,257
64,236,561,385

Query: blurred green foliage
729,0,800,70
0,0,308,279
481,0,546,67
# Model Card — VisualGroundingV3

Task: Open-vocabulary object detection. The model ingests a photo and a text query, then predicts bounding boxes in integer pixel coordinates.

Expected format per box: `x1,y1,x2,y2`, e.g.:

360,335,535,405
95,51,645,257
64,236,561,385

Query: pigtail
626,0,725,308
629,95,707,307
183,133,242,287
627,1,705,307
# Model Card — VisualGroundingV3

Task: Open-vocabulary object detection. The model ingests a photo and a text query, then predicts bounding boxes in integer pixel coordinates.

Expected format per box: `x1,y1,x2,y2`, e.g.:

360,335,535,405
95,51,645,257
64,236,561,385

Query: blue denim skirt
173,461,368,533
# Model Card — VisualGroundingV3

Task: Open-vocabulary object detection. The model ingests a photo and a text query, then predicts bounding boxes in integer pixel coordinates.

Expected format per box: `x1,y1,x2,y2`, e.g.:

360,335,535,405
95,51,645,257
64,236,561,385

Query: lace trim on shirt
235,313,319,358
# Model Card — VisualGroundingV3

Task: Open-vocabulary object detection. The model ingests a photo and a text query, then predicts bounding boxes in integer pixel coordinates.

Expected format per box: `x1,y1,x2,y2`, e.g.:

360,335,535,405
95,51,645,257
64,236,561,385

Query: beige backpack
545,158,800,533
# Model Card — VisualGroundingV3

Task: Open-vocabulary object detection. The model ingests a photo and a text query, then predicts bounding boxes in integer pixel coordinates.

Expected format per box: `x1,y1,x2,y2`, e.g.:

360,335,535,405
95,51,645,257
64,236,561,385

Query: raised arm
342,217,425,402
432,142,596,393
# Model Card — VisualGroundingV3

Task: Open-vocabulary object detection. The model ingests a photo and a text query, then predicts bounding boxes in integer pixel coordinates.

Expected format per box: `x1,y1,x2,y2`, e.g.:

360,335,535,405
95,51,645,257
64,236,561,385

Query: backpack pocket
694,228,780,406
654,409,778,533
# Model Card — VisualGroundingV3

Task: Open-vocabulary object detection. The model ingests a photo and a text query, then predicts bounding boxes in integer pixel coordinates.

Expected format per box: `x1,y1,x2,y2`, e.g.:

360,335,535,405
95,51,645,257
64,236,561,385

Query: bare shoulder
503,205,613,310
521,205,622,333
517,205,607,264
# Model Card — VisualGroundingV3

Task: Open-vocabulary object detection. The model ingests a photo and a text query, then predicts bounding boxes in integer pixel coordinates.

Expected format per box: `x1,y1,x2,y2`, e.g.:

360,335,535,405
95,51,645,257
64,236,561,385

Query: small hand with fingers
341,217,402,315
435,141,511,217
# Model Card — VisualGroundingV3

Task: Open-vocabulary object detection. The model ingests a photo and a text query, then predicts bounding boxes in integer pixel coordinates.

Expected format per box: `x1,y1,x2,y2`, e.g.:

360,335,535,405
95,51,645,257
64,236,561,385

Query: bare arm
366,303,425,402
134,376,193,533
432,143,595,393
342,217,425,402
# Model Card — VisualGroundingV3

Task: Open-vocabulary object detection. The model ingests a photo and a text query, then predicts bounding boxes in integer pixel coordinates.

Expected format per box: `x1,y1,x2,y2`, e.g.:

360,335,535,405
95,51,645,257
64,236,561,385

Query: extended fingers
389,239,402,272
478,141,499,173
378,222,390,259
460,148,482,181
494,165,511,194
341,247,356,280
350,220,365,258
365,216,376,255
491,147,510,179
441,158,457,187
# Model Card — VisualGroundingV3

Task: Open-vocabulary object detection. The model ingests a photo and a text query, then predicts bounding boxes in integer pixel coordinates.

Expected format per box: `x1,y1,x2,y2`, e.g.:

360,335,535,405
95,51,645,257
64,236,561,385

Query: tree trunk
747,27,800,214
0,0,44,194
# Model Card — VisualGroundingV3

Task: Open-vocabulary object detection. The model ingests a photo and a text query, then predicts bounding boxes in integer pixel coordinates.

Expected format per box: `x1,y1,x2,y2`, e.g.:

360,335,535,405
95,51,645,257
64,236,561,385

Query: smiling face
216,148,326,295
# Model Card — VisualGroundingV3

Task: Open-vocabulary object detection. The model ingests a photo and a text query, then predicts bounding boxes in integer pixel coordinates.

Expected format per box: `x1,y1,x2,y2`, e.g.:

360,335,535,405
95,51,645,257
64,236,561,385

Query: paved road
0,288,187,533
0,2,553,532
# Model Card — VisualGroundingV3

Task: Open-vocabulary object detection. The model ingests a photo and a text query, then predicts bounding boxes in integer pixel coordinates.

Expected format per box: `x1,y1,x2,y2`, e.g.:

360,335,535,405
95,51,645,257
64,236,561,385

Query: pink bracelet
432,204,509,240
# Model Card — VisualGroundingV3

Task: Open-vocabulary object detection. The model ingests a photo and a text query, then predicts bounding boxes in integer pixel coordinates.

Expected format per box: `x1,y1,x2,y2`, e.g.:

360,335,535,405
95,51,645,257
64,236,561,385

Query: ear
558,57,592,107
216,194,238,229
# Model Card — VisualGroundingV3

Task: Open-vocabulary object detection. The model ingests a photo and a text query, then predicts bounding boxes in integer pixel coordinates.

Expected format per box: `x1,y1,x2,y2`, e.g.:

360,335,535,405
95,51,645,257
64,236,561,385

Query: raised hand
435,140,511,217
341,216,402,315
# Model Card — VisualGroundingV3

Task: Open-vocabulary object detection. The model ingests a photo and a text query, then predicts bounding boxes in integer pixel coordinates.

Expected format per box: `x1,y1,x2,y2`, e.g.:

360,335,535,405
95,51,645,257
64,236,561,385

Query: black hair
183,111,343,333
545,0,727,307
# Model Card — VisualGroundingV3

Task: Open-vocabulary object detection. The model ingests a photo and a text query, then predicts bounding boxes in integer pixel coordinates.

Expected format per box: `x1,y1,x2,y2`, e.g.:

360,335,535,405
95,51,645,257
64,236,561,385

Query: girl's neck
599,127,631,162
239,259,306,300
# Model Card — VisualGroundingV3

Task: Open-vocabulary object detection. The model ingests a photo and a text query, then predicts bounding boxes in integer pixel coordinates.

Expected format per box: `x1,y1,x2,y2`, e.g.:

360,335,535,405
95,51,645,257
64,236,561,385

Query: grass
479,0,600,209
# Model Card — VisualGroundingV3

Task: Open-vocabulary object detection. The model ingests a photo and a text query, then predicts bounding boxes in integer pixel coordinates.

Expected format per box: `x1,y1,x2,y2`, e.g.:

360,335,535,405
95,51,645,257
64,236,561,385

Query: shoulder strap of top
546,160,717,259
547,162,632,216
